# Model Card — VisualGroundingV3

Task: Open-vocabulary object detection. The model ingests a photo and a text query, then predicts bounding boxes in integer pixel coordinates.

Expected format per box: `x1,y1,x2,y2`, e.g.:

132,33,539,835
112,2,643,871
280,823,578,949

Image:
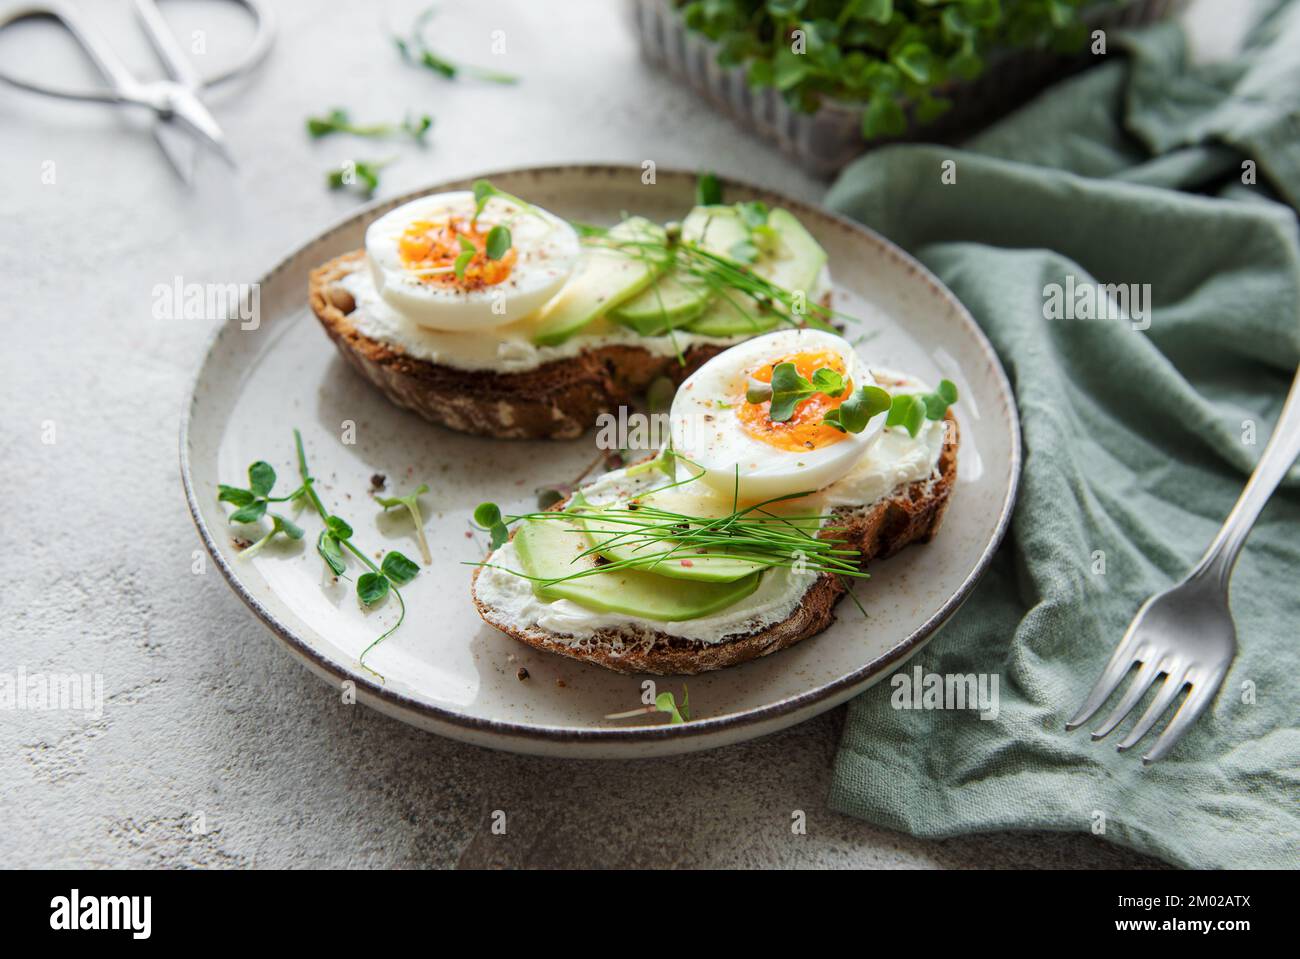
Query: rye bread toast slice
309,251,736,440
470,412,958,674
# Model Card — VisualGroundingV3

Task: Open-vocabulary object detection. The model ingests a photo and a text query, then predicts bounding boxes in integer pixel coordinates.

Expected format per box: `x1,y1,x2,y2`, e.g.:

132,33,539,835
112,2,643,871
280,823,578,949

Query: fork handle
1193,364,1300,591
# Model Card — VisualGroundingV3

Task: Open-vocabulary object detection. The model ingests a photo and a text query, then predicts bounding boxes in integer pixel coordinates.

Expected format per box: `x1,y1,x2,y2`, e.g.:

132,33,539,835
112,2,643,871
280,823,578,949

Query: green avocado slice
683,205,828,337
530,217,667,346
572,503,770,583
607,270,712,334
512,513,761,620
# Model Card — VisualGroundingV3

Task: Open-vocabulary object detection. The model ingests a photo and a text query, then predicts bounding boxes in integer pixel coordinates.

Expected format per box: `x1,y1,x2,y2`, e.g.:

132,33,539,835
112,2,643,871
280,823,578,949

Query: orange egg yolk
397,217,516,289
736,349,851,452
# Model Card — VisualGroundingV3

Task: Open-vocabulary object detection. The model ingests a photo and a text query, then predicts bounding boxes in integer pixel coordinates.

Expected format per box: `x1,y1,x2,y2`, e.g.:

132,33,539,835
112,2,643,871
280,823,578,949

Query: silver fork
1067,366,1300,764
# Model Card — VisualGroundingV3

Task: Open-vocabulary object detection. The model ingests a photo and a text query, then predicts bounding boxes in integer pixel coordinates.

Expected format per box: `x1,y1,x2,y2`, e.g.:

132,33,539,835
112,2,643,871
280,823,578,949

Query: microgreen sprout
453,235,477,279
605,686,691,724
885,380,959,436
375,483,432,564
307,108,433,143
471,179,542,223
824,385,893,433
696,171,722,206
327,157,393,196
473,503,509,550
219,462,307,557
395,6,519,84
289,430,420,674
485,224,512,260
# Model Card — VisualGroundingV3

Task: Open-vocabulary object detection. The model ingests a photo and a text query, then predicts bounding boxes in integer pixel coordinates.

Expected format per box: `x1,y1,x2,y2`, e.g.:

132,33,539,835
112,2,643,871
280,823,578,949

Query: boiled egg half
365,191,580,331
670,329,884,502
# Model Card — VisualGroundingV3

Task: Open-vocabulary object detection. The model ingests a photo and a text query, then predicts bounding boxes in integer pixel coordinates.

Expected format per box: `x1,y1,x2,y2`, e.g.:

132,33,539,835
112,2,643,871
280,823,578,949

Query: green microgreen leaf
325,515,353,540
656,687,690,724
420,50,457,78
218,485,254,507
536,487,569,510
357,572,390,606
919,378,959,419
471,179,542,223
403,113,434,142
474,502,509,549
696,171,722,206
485,225,512,260
317,531,346,576
228,500,267,524
810,367,847,397
766,363,811,421
380,550,420,585
886,393,927,437
375,483,431,564
327,158,392,196
273,514,304,540
823,385,891,433
729,239,760,263
892,42,933,84
248,461,276,497
646,375,675,412
238,512,302,559
453,234,477,279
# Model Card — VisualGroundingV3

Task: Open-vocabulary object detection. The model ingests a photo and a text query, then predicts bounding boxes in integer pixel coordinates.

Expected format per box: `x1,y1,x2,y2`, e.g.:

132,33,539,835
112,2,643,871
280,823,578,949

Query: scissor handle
146,0,276,90
0,0,273,103
0,1,143,103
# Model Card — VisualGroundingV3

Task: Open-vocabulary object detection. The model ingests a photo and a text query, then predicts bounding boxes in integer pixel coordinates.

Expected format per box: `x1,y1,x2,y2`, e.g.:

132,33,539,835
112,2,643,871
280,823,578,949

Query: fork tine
1143,668,1223,764
1066,631,1148,730
1090,658,1161,739
1117,668,1190,751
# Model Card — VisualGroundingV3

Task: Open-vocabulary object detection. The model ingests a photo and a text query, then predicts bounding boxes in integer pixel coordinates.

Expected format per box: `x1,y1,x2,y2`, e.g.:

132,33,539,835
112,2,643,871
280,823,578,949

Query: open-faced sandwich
470,329,959,674
309,181,833,438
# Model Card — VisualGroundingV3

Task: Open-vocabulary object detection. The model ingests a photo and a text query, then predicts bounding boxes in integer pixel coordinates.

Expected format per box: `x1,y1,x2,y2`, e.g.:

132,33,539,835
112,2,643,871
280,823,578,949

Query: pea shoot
219,432,423,677
307,108,433,143
605,686,691,724
395,6,519,85
375,483,432,564
218,462,306,556
327,157,393,196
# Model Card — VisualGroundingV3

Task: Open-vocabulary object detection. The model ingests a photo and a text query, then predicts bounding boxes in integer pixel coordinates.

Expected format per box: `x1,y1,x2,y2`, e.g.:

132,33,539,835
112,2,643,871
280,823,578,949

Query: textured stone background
1,0,1242,869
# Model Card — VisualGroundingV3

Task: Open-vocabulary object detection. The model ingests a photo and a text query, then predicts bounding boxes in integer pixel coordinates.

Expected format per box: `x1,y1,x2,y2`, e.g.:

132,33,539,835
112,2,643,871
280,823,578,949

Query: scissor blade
152,120,197,183
167,88,236,167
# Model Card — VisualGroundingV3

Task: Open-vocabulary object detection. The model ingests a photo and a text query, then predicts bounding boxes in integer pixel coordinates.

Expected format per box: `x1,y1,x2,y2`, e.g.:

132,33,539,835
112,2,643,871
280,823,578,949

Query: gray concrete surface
3,0,1235,869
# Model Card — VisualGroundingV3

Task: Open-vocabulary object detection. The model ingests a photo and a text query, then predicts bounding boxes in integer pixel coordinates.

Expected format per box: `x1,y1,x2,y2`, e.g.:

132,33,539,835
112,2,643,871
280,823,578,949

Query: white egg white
669,328,883,502
365,191,580,332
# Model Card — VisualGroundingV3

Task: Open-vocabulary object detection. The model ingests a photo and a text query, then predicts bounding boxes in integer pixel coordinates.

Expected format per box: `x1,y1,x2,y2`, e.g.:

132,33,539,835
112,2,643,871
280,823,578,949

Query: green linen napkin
825,2,1300,869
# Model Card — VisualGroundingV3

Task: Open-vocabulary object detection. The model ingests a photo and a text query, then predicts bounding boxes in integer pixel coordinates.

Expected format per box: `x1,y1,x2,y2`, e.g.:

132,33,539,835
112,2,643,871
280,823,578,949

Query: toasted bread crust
309,251,731,440
471,414,958,674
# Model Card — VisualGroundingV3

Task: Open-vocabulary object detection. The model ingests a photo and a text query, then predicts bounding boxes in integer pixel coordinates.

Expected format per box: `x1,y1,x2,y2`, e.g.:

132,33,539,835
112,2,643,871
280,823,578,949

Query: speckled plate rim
180,163,1021,754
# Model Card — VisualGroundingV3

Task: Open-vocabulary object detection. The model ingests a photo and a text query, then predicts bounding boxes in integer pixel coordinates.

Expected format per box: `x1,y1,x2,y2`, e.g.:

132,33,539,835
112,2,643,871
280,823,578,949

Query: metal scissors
0,0,274,181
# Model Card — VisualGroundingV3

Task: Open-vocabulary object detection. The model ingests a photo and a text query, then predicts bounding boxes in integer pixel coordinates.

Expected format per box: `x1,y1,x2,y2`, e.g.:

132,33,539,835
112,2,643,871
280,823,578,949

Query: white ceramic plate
182,165,1020,758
